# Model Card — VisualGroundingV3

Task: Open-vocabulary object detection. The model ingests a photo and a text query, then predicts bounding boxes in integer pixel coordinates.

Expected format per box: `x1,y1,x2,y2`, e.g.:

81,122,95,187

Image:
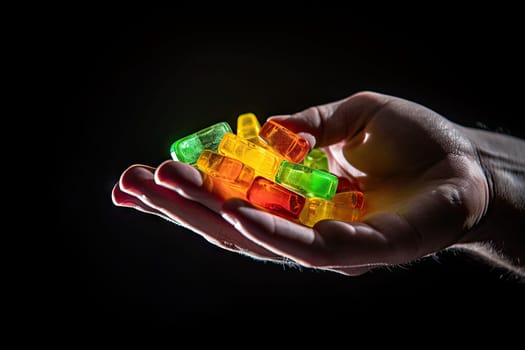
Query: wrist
458,126,525,272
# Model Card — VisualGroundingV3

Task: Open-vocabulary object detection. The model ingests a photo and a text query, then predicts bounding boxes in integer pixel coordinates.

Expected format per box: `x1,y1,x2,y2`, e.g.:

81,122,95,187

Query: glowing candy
275,161,338,200
237,113,264,145
201,173,250,201
169,116,365,227
247,177,306,220
247,177,364,226
218,133,284,180
332,191,365,210
197,150,255,188
303,148,329,172
259,120,309,163
299,193,363,227
170,122,232,164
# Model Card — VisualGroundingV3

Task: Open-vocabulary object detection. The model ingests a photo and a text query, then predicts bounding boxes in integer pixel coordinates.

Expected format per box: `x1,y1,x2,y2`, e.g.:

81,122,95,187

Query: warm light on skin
114,91,525,278
363,132,371,144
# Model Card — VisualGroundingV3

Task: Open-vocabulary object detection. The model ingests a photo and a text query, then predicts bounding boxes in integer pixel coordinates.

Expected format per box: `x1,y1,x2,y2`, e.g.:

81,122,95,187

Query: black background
56,9,524,324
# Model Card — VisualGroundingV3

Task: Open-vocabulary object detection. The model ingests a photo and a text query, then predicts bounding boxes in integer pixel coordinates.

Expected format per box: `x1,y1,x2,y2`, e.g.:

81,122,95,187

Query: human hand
112,91,490,275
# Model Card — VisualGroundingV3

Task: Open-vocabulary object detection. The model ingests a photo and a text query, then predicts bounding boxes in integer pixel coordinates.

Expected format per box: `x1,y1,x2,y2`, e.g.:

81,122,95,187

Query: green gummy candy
303,148,329,172
275,160,338,200
170,122,232,164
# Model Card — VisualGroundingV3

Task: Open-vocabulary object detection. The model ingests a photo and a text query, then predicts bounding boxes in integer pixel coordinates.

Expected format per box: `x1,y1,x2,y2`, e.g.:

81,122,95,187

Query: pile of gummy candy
170,113,364,227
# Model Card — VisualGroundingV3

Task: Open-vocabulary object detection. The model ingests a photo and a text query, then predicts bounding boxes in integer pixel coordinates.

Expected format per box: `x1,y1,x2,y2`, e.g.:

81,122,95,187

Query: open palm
113,92,489,275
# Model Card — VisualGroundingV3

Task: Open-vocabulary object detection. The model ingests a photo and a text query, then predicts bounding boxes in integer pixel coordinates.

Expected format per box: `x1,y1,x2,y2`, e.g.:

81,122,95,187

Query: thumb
268,91,391,148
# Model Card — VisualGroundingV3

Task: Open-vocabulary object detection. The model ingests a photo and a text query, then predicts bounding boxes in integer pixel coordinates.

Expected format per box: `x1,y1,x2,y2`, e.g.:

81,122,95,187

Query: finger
222,199,423,268
154,160,223,212
221,198,335,268
119,165,283,261
269,91,392,148
114,180,376,276
113,181,144,208
221,200,381,273
112,182,170,218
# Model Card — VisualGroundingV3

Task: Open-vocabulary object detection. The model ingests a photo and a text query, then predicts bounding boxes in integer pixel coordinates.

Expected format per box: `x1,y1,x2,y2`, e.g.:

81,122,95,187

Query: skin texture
112,91,525,277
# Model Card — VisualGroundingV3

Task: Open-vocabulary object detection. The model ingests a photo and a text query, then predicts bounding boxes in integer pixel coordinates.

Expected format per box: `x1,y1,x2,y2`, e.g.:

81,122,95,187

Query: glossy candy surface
169,118,365,227
332,191,365,210
259,120,309,163
299,192,363,227
170,122,232,164
202,174,249,201
237,113,263,144
275,161,338,200
218,133,284,180
335,176,360,193
303,148,329,172
247,177,306,220
197,150,255,189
